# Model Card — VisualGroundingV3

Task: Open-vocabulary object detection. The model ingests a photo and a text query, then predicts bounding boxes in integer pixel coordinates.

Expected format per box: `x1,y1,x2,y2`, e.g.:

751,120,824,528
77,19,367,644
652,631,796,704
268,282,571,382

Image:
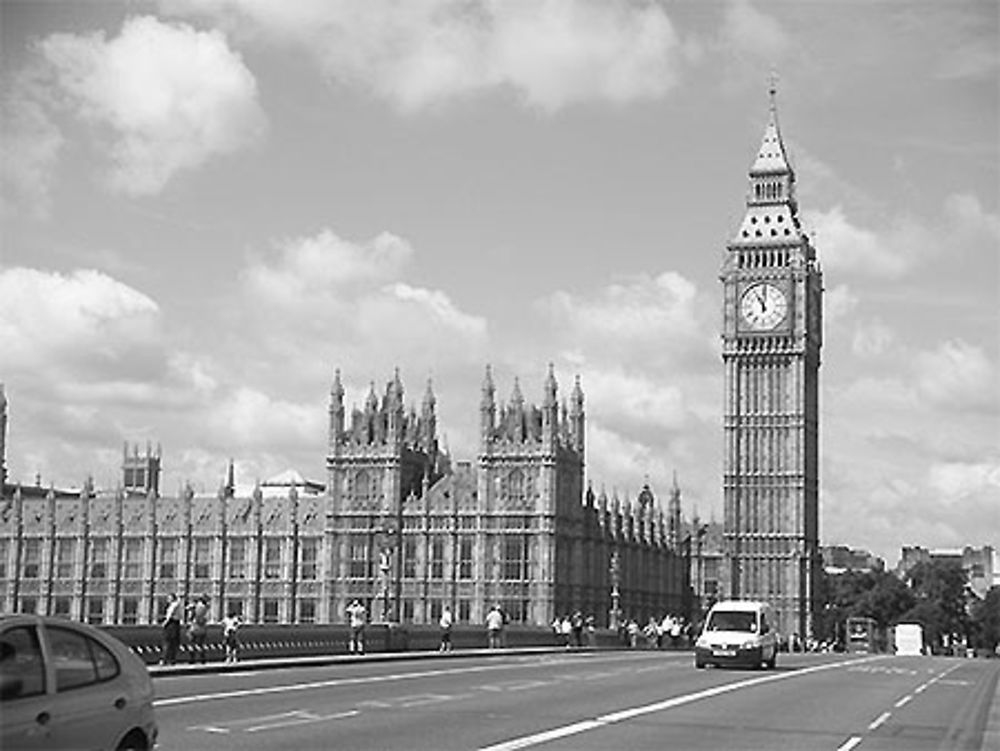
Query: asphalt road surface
153,650,1000,751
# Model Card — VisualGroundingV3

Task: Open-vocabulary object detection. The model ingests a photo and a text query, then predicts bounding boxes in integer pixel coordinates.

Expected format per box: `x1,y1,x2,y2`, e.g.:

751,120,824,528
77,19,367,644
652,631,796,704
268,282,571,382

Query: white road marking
397,693,454,707
894,695,912,708
245,709,359,732
156,653,657,708
479,656,885,751
868,711,891,730
837,737,863,751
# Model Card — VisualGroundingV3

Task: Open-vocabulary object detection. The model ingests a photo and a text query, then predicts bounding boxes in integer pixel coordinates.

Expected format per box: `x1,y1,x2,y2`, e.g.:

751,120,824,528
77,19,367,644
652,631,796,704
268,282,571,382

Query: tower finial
768,68,779,113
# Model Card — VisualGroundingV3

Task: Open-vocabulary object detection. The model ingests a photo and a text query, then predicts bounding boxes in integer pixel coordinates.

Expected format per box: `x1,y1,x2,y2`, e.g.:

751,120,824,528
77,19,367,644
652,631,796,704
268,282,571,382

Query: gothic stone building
0,373,688,627
719,89,824,639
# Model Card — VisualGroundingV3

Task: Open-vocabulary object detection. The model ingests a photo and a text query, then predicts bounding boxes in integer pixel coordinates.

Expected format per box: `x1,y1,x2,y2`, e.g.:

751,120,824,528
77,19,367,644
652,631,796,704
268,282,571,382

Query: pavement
148,644,602,677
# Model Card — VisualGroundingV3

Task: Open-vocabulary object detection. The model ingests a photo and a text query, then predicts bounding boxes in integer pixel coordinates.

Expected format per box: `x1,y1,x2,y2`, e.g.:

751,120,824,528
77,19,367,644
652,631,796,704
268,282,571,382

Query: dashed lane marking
479,655,885,751
868,711,891,730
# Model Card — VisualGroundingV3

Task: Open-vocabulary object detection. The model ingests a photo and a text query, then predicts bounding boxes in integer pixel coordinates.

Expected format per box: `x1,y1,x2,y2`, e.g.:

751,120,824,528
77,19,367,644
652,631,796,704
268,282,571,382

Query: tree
901,560,971,653
969,587,1000,652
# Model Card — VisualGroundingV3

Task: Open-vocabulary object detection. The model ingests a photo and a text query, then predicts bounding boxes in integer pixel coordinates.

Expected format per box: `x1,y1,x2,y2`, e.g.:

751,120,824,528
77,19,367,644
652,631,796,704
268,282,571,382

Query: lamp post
373,523,395,623
695,523,708,619
609,548,621,630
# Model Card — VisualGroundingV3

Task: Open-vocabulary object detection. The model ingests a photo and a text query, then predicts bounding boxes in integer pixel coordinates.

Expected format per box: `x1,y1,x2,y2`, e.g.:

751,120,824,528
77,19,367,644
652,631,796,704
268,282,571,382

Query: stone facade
719,89,824,639
0,370,688,627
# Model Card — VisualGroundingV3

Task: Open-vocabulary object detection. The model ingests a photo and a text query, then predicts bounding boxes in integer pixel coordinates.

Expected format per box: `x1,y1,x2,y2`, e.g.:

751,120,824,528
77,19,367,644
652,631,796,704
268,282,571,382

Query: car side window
47,626,120,692
0,626,47,701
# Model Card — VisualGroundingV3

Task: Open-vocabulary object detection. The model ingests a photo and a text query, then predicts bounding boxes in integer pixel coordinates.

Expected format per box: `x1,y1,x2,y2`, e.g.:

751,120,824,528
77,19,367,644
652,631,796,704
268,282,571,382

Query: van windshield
706,611,757,632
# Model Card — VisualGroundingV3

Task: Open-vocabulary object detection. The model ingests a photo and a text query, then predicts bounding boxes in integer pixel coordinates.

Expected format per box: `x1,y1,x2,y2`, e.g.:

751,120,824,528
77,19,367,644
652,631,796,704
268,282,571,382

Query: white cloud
804,206,914,278
541,271,706,354
206,387,323,448
851,318,895,358
39,15,265,195
944,192,1000,241
240,228,488,377
244,229,414,304
164,0,685,112
583,367,688,433
720,0,790,61
915,340,997,412
0,267,160,373
928,461,1000,505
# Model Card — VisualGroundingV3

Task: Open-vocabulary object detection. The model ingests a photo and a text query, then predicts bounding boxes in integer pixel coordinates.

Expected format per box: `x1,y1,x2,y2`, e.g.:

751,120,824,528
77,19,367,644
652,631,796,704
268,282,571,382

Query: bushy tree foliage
901,561,971,652
969,587,1000,651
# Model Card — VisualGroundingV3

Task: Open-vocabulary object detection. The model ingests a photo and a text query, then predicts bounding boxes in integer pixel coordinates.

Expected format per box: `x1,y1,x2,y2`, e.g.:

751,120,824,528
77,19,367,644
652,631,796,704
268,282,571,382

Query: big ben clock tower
720,85,823,640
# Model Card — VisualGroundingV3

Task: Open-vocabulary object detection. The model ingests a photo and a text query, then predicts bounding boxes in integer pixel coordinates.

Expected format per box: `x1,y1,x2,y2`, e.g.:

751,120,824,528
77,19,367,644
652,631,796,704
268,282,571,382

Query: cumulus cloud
38,15,265,195
804,206,914,278
164,0,685,112
540,271,708,359
244,230,414,304
719,0,790,61
915,340,997,412
0,267,160,374
240,228,488,375
928,461,1000,504
851,318,895,358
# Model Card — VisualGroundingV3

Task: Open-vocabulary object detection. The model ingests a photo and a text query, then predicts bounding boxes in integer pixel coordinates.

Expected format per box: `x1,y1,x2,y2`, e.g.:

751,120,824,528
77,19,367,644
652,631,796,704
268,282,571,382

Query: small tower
122,442,161,498
667,471,682,550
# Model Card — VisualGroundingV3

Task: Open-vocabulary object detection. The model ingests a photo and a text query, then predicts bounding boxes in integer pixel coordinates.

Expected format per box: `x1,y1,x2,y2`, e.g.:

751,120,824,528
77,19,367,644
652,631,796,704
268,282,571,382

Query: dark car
0,614,158,750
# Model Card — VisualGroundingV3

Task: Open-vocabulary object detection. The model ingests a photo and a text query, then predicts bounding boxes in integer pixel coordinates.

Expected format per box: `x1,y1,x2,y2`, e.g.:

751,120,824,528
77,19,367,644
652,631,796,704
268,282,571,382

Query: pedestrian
161,593,182,665
485,605,504,649
627,619,640,649
222,611,242,663
571,610,585,648
670,615,683,648
187,595,210,664
559,615,572,648
644,617,659,649
347,599,367,654
585,614,597,647
439,606,454,652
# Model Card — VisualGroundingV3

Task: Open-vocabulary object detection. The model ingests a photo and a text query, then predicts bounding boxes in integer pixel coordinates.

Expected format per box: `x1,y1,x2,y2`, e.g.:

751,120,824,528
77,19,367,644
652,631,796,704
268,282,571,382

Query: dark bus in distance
846,616,878,653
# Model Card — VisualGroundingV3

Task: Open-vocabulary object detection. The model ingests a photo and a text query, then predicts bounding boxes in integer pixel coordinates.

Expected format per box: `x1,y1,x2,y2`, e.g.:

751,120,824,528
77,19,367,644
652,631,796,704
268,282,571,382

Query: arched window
507,469,526,509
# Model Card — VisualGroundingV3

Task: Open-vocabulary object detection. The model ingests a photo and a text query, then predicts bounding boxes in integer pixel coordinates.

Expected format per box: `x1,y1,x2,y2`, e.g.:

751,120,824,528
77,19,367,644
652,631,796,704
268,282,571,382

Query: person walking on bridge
485,605,504,649
347,599,367,655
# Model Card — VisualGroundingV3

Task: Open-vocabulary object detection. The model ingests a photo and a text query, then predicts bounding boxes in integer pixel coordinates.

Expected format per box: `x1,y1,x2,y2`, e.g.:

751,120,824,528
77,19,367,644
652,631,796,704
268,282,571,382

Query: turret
480,365,496,446
329,369,345,448
668,471,682,550
421,377,437,453
569,374,585,453
542,363,558,445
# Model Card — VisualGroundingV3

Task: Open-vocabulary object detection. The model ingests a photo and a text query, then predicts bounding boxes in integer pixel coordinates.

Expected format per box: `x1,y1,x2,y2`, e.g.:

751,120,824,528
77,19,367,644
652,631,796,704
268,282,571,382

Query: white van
694,600,778,669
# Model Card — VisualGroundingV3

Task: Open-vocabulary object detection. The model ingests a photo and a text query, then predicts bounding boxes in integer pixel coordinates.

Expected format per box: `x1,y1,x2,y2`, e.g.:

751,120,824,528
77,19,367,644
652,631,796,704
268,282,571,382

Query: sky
1,0,997,567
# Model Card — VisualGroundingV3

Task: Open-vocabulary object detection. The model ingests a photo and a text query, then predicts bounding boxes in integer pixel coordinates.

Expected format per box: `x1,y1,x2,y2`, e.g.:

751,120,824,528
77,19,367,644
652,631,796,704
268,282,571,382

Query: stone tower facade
719,88,824,639
477,364,586,622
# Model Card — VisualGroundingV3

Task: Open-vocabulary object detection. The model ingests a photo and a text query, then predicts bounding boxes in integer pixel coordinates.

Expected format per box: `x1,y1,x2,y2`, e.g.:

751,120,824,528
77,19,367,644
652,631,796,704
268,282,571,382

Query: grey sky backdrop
1,1,997,566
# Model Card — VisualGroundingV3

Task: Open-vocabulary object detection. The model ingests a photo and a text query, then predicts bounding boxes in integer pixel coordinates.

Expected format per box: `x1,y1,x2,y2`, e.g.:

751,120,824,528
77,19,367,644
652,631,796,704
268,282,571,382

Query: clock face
740,283,787,330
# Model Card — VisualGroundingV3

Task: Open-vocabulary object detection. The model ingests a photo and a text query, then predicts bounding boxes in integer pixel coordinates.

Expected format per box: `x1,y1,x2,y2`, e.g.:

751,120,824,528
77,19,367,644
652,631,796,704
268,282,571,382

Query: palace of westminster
0,91,825,638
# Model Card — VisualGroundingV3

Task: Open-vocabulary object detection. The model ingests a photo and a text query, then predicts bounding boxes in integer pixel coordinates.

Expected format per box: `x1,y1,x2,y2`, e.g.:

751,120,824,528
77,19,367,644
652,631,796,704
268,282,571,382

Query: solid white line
868,711,891,730
480,656,885,751
154,653,657,708
837,737,863,751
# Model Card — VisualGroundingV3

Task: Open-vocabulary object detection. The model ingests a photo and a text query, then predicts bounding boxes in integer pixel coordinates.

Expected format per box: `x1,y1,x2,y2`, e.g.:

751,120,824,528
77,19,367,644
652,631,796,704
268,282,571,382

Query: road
152,650,1000,751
